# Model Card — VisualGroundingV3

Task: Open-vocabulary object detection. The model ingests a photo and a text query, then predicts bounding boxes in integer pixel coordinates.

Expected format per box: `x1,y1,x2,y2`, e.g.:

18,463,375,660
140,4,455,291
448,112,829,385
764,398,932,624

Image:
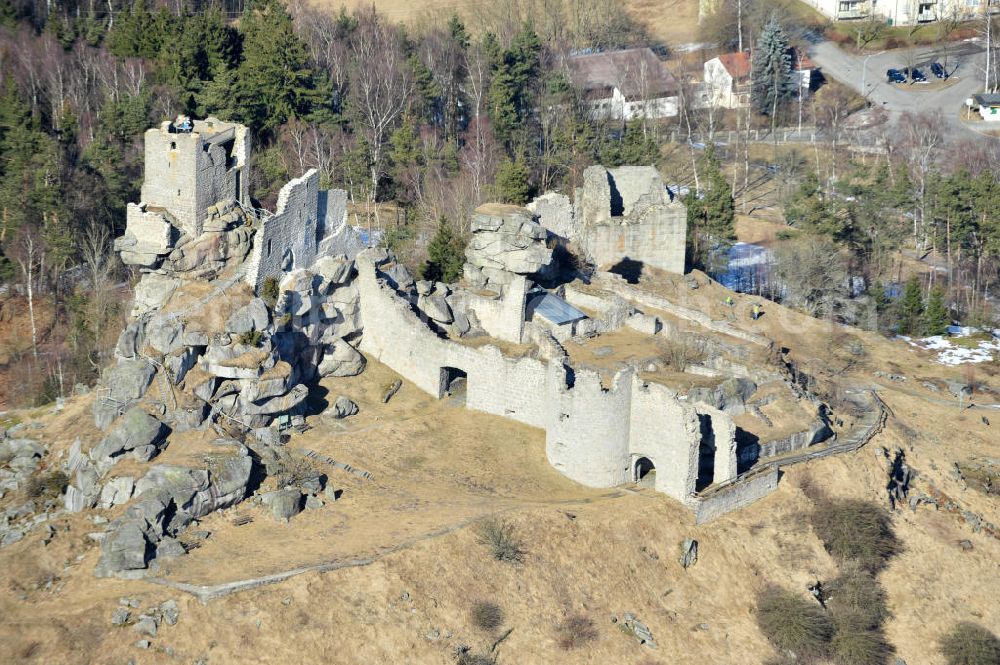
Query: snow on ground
900,332,1000,365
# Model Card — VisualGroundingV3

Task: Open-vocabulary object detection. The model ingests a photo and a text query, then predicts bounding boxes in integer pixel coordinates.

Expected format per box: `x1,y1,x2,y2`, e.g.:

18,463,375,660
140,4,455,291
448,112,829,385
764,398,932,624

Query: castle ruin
81,117,829,577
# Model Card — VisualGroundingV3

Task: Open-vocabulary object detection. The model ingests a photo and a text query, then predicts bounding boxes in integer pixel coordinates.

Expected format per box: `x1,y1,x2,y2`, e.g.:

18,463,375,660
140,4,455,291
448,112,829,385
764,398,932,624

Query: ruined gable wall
608,166,666,217
316,190,363,258
545,369,633,488
245,170,319,292
628,378,701,500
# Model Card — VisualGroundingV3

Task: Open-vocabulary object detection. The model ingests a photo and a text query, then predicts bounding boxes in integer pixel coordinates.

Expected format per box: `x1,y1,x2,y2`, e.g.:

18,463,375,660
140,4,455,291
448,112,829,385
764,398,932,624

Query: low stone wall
595,273,770,347
692,467,780,524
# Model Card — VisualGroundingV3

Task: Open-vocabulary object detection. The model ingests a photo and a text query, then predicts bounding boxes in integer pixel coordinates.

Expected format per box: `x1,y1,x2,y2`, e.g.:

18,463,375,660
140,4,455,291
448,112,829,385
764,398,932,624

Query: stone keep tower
140,117,250,238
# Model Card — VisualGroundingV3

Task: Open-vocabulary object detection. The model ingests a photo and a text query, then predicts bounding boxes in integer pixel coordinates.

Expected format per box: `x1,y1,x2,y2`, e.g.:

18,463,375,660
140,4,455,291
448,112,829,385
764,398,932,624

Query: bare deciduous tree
349,9,414,231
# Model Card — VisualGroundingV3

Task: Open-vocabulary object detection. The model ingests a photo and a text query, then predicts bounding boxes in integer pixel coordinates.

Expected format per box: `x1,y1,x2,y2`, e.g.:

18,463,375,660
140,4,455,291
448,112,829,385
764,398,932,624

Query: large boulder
225,298,270,335
328,395,359,419
465,204,552,276
94,521,151,578
131,274,180,318
318,340,366,378
146,316,185,355
261,488,303,522
241,384,309,416
92,407,169,466
418,294,453,324
94,359,156,429
313,255,354,286
99,476,135,509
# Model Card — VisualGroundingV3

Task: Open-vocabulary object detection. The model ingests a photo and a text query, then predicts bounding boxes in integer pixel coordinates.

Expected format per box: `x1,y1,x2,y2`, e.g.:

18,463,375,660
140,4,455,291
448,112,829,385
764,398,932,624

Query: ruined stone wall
696,404,739,485
546,370,633,488
316,190,362,258
140,120,249,238
573,165,687,274
692,467,779,524
585,206,687,274
628,379,702,499
245,170,320,292
466,276,528,344
526,192,576,240
356,251,744,507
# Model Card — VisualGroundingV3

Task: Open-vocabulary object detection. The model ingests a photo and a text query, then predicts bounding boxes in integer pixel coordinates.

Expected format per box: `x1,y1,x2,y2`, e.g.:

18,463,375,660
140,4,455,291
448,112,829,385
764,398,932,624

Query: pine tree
751,18,794,116
921,286,950,336
493,158,531,204
487,23,541,149
896,277,924,336
686,144,735,268
200,0,321,135
422,217,465,282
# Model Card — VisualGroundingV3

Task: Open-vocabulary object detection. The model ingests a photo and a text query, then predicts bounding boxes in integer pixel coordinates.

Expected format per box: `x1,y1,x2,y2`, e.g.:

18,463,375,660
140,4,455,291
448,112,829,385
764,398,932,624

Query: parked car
907,67,927,83
930,62,947,79
886,68,906,83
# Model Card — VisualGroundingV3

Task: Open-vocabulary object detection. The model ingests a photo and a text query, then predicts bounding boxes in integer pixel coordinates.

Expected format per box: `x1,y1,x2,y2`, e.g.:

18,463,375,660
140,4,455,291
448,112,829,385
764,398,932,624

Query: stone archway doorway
633,456,656,487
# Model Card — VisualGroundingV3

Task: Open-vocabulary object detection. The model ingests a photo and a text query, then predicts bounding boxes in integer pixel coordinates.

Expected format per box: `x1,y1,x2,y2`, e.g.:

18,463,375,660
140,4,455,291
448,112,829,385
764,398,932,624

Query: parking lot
808,40,988,142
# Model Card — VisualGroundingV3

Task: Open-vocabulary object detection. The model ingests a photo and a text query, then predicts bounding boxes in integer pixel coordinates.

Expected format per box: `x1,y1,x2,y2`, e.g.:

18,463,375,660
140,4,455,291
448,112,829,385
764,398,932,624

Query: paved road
809,39,992,143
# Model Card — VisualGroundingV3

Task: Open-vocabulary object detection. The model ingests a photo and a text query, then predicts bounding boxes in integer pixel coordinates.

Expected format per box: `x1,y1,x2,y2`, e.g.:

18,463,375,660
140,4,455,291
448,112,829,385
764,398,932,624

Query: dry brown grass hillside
1,268,998,664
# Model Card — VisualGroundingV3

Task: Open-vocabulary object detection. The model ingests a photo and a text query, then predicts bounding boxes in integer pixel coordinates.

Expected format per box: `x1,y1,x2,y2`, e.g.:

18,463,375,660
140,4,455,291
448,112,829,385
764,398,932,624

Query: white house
796,0,990,25
565,48,680,121
702,49,816,110
973,93,1000,121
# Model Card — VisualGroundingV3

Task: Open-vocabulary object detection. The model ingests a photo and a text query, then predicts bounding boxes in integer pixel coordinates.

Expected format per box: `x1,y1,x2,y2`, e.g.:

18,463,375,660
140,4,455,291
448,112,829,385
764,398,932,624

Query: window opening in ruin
696,414,717,491
170,141,176,150
267,239,273,257
439,367,467,403
607,172,624,216
281,248,294,271
634,457,656,487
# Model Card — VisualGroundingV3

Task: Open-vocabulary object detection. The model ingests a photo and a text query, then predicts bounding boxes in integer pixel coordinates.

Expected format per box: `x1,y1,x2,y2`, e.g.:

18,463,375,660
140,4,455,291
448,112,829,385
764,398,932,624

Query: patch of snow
905,334,1000,365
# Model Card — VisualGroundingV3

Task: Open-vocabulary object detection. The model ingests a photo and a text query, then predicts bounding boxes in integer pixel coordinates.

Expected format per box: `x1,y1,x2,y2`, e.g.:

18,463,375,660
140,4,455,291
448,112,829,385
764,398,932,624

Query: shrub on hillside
470,601,504,632
25,470,69,499
261,276,280,308
940,623,1000,665
756,586,834,660
810,499,899,573
830,627,893,665
556,613,598,650
827,564,891,630
476,516,524,563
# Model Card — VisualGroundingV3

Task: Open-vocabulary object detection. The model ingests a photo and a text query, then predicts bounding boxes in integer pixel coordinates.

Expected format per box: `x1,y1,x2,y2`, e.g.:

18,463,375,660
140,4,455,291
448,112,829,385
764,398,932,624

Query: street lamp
861,50,887,102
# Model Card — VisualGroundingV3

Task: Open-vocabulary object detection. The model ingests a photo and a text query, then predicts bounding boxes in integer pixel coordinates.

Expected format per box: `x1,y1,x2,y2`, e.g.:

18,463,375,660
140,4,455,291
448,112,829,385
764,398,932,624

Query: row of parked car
886,62,948,84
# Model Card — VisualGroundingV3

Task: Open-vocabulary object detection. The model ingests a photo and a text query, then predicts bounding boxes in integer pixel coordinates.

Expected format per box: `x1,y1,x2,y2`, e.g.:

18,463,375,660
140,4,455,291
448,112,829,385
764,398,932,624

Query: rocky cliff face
73,201,372,576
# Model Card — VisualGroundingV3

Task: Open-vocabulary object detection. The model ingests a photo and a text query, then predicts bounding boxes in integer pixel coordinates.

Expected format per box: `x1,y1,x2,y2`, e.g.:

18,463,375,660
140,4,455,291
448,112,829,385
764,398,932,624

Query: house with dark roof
565,47,680,121
702,49,816,110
